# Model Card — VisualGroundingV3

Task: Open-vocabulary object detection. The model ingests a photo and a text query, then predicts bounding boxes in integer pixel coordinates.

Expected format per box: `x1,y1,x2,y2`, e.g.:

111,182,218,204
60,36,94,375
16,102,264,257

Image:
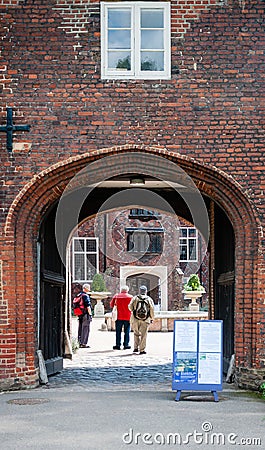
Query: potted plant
91,273,107,293
182,274,205,311
90,273,111,318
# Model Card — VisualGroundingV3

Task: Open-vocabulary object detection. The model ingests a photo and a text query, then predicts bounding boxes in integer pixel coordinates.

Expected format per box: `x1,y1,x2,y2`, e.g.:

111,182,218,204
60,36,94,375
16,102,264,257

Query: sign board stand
172,320,223,402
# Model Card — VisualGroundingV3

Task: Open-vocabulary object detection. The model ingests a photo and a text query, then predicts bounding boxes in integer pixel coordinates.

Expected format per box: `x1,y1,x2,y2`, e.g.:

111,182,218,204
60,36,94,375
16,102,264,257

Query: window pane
180,228,187,237
188,239,197,260
135,234,140,252
86,254,96,267
108,51,131,69
141,51,164,71
74,254,85,280
108,9,131,28
141,30,164,50
134,234,140,252
141,10,164,28
127,231,163,253
86,255,96,280
143,234,150,252
74,239,84,252
108,30,131,49
188,228,196,237
142,235,146,252
127,233,134,251
180,246,187,260
157,235,162,253
86,240,96,252
150,234,162,253
132,232,150,253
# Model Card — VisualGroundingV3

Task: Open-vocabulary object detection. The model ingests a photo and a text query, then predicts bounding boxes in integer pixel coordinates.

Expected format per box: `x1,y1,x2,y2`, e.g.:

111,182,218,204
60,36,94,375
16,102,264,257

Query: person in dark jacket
110,286,133,350
78,283,92,348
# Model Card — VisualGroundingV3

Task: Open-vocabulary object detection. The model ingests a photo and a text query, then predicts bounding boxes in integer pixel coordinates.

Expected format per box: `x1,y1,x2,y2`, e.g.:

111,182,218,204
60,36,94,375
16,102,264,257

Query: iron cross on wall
0,107,31,153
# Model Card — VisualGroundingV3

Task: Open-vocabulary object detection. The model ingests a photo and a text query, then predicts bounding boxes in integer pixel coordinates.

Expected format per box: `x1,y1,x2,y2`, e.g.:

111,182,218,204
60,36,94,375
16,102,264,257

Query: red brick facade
72,211,209,310
0,0,264,390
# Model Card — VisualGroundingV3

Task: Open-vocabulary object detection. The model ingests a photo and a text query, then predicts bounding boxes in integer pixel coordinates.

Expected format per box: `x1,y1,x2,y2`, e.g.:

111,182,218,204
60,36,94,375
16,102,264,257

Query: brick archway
1,145,260,389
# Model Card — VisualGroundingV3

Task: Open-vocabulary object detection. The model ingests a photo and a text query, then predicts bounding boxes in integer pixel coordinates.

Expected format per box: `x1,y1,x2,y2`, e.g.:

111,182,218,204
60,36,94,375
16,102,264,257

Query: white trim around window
101,2,171,80
179,227,198,262
72,237,99,283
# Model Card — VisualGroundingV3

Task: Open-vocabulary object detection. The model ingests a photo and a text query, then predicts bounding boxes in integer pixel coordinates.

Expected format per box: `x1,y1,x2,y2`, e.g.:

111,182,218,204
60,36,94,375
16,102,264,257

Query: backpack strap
134,295,141,308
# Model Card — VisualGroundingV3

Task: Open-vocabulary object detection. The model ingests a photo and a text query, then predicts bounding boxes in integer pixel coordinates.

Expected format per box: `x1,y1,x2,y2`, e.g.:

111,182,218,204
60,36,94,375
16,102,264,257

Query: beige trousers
133,320,150,352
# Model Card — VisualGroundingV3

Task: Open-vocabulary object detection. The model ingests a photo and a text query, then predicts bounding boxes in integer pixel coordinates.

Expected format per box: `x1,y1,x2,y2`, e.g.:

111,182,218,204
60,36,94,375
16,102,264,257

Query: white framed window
72,237,99,282
179,227,198,262
101,2,171,80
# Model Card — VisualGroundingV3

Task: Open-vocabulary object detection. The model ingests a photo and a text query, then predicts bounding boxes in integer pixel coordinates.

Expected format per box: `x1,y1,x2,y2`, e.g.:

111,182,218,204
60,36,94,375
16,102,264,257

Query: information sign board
172,320,223,401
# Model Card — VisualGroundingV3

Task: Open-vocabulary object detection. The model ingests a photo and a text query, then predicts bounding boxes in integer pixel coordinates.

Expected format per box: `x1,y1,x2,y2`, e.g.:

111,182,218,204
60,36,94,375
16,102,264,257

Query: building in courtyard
70,209,209,312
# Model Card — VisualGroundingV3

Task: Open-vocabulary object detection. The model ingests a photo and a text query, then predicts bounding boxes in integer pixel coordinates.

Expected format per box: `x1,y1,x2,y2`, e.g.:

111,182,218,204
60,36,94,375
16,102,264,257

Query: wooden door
214,206,235,373
39,204,65,376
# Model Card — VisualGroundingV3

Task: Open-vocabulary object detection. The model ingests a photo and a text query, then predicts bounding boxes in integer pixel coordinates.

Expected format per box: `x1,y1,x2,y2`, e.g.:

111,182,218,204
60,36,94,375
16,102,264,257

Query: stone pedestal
189,301,200,312
90,291,111,318
182,290,205,312
161,318,168,332
94,299,105,317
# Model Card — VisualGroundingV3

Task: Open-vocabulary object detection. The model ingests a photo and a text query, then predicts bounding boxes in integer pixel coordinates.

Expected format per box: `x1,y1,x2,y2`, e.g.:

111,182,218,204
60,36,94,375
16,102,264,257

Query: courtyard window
179,227,197,261
101,2,171,80
129,209,162,220
72,237,99,282
126,228,163,253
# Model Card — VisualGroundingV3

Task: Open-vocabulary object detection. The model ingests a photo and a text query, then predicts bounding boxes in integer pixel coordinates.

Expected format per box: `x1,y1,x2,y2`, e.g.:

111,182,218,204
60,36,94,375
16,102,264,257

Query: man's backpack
133,296,150,321
73,293,85,316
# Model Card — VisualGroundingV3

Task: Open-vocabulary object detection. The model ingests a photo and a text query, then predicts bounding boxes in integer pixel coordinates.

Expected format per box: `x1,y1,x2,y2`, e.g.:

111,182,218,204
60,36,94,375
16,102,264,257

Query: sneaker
139,351,146,355
80,344,90,348
124,346,131,350
133,348,138,353
113,346,121,350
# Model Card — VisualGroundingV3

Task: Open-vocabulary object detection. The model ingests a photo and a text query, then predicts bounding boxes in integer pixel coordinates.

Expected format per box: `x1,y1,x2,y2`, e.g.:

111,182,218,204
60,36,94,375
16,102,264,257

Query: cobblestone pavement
48,318,173,391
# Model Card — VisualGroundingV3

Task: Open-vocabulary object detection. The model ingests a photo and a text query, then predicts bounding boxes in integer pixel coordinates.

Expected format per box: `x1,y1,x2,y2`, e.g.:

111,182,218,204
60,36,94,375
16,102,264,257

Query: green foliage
116,56,131,70
259,382,265,398
141,59,157,71
91,273,107,292
184,274,204,291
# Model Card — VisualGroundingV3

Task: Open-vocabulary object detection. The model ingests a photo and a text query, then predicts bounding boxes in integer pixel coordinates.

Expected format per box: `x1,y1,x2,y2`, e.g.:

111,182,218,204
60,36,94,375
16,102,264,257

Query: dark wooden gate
39,204,65,376
214,205,235,373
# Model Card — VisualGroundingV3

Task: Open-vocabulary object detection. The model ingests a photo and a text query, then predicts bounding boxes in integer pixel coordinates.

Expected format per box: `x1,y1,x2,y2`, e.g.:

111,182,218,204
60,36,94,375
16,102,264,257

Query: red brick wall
0,0,264,389
71,210,209,311
74,210,177,308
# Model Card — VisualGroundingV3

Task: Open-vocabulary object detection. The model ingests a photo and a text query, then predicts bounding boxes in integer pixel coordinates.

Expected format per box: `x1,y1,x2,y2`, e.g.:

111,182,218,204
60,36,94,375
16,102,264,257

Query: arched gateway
1,146,261,390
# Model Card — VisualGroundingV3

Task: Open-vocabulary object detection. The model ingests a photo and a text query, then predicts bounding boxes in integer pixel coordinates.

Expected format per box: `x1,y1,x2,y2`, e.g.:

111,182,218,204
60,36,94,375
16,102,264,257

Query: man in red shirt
110,286,133,350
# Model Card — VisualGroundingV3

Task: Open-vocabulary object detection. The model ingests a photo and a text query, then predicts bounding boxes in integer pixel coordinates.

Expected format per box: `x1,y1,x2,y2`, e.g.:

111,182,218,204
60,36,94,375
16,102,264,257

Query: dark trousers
115,320,130,348
78,314,91,345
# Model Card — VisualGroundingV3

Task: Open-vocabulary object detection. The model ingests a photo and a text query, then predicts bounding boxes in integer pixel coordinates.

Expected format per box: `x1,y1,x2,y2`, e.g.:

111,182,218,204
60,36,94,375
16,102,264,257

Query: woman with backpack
77,283,92,348
128,285,155,355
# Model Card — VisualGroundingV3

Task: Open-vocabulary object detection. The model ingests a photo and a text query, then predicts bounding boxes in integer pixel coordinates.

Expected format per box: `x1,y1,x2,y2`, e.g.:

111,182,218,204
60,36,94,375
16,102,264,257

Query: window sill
101,74,171,81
